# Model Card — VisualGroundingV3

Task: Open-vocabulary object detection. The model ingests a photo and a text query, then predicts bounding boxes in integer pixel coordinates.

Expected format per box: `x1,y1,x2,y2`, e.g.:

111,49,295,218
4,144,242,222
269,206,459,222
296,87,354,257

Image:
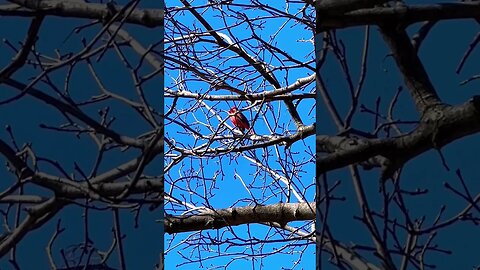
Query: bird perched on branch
228,106,254,134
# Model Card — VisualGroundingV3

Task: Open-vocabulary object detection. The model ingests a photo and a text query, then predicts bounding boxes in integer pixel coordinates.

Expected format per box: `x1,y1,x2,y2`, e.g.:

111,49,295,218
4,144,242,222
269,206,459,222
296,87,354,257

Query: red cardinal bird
228,106,254,134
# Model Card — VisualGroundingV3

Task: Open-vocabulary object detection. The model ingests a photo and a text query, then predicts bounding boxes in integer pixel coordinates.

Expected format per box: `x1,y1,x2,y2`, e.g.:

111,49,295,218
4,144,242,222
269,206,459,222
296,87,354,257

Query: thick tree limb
380,23,442,113
0,15,43,81
3,0,163,27
317,97,480,178
316,0,388,15
0,198,65,257
164,202,315,234
317,3,480,31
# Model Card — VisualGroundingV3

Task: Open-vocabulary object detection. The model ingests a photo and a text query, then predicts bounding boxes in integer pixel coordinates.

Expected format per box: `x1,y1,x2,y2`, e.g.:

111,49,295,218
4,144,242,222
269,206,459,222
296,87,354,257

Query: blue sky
164,1,315,269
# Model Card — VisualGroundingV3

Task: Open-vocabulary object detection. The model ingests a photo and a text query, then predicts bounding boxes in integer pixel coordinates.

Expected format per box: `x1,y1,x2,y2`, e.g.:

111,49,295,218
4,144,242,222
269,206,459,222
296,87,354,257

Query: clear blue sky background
317,2,480,268
0,0,163,268
164,1,315,269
